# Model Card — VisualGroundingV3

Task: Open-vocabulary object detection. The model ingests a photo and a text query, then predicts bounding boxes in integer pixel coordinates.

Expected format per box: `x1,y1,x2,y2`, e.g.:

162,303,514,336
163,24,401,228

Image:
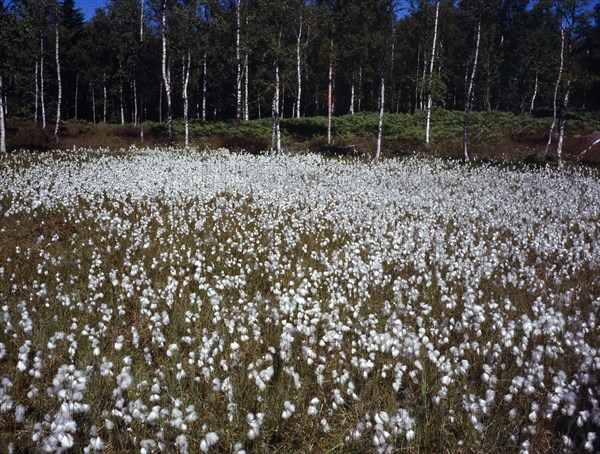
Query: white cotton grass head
281,400,295,419
200,432,219,452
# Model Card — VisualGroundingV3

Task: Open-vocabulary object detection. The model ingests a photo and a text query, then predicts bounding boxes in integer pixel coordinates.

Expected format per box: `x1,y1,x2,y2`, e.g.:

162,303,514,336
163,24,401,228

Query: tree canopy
0,0,598,126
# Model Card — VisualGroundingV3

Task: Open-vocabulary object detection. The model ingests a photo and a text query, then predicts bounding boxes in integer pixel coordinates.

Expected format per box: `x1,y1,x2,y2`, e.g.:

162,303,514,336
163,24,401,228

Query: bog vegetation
1,148,599,452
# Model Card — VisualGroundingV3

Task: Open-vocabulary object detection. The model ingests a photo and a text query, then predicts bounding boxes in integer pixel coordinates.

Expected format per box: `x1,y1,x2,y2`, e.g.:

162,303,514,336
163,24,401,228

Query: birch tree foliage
82,9,112,119
3,0,49,120
335,0,381,113
580,3,600,106
108,0,142,87
57,2,84,121
169,0,198,147
253,0,294,152
553,0,592,167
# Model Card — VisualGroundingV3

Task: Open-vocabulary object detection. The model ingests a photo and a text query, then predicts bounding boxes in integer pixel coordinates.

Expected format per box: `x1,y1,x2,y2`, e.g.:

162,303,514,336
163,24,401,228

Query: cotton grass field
0,148,599,453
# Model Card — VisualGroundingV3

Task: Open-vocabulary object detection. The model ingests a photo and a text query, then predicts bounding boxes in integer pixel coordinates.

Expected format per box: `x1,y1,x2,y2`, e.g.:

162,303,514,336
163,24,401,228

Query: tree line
0,0,599,162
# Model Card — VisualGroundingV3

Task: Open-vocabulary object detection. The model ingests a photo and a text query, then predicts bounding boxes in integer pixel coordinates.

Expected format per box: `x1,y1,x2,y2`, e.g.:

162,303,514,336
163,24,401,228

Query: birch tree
327,38,333,146
295,14,302,118
0,0,13,154
271,57,281,154
183,48,191,148
59,0,84,121
202,52,207,121
21,0,49,127
53,18,62,138
244,44,249,119
463,18,481,162
199,2,209,123
529,69,538,114
161,0,173,146
40,36,46,128
0,73,5,154
553,0,588,169
425,0,440,144
34,59,39,124
108,0,140,126
544,23,564,156
83,9,111,126
139,0,145,140
102,71,107,123
0,0,11,153
376,0,393,160
235,0,242,126
180,0,196,149
250,0,289,152
555,79,569,169
268,0,287,154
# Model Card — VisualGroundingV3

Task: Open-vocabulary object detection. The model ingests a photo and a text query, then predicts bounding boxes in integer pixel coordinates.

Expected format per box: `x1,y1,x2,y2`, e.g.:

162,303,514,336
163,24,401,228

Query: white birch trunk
327,41,333,146
120,84,125,125
40,38,46,129
139,0,145,141
425,0,440,145
281,79,285,119
556,80,570,170
133,80,138,125
545,25,564,155
183,50,191,149
202,53,207,122
529,69,538,114
91,83,96,124
0,75,6,154
578,138,600,160
53,22,61,138
243,11,249,121
463,20,481,162
74,73,79,119
244,54,249,121
358,66,362,112
271,61,281,154
376,75,385,160
103,71,107,123
161,0,173,146
390,27,395,112
35,60,39,125
296,16,302,119
331,75,334,115
235,0,242,126
350,71,355,115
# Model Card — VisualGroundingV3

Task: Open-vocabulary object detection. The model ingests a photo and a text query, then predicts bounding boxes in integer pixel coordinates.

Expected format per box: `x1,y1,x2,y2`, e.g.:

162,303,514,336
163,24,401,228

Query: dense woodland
0,0,599,157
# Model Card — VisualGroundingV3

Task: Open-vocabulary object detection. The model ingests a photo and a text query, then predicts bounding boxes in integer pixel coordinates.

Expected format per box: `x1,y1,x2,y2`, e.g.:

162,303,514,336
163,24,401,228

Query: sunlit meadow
1,148,599,453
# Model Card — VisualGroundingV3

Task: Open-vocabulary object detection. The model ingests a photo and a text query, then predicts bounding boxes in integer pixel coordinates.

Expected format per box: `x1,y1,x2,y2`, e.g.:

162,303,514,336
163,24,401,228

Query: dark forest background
0,0,599,151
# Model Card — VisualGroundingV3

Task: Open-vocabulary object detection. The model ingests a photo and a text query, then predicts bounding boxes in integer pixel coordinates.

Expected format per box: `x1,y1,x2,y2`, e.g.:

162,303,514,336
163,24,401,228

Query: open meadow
1,148,599,452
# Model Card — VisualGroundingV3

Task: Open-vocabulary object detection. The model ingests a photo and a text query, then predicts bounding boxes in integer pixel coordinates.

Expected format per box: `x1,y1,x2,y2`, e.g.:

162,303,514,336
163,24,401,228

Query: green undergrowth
6,111,600,162
163,110,600,144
